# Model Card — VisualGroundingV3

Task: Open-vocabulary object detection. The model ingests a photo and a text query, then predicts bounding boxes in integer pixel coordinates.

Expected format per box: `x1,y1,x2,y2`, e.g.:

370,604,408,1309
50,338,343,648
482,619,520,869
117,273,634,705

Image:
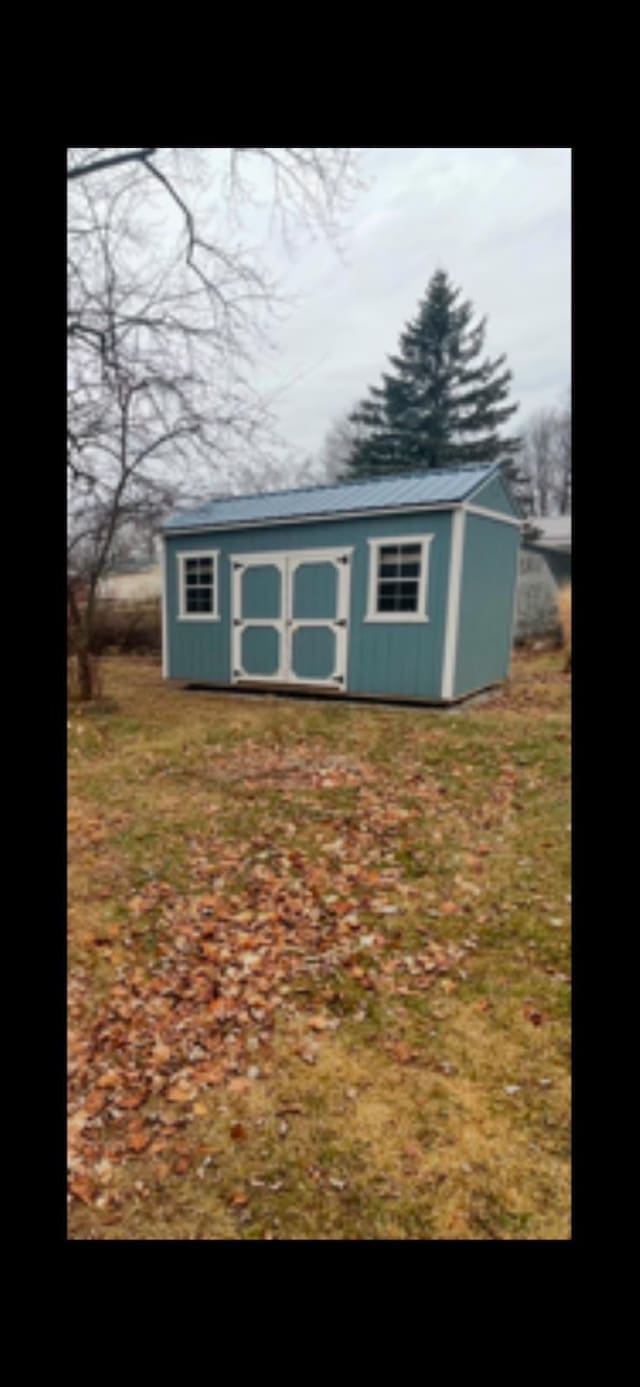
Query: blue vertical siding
165,510,453,698
454,514,520,697
468,473,517,518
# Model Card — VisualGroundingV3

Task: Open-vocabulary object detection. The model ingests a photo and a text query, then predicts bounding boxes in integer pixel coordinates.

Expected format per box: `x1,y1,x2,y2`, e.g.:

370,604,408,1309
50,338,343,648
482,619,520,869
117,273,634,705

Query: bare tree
317,410,372,482
68,149,362,698
555,393,572,515
519,394,572,516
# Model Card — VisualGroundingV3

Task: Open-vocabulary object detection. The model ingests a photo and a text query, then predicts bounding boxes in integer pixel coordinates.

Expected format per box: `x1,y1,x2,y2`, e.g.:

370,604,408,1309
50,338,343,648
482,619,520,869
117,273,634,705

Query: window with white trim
366,535,433,623
178,551,219,619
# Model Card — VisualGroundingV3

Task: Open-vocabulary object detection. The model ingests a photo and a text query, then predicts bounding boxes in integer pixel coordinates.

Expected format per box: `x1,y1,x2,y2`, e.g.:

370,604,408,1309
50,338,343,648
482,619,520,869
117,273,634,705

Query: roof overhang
162,498,522,538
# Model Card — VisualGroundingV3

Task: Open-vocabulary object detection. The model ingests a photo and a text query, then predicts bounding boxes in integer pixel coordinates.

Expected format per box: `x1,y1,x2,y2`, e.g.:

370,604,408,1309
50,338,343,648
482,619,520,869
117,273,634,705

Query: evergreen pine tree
344,268,522,482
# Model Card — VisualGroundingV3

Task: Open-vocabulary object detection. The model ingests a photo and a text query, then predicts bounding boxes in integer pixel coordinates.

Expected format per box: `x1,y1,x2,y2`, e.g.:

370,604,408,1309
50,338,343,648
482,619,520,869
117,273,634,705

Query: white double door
231,546,352,688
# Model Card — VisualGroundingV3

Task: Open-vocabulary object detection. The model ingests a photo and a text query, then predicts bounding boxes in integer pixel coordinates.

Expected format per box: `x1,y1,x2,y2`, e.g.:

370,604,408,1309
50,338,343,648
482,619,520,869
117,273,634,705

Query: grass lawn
67,649,571,1240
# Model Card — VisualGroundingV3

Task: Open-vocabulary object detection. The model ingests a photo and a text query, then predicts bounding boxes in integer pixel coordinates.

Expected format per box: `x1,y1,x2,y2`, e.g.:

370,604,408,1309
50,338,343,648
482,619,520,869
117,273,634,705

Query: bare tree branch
68,148,158,180
67,147,362,697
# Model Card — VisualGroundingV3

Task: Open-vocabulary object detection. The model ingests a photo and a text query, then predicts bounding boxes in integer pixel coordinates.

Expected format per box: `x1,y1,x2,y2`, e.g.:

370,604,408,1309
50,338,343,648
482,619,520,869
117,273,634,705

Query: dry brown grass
68,650,571,1240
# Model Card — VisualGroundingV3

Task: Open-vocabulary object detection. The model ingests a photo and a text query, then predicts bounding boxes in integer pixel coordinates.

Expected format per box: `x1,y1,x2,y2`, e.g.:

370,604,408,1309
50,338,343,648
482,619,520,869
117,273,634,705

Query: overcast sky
250,147,571,466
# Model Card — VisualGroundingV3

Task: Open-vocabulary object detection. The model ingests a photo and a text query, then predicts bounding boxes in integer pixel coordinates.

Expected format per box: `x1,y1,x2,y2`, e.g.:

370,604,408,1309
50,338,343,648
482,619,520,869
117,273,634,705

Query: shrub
68,600,162,657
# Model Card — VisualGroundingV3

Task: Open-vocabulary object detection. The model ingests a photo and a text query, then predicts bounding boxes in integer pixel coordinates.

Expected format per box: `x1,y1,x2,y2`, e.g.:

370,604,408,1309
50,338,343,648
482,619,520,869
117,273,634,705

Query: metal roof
163,463,500,532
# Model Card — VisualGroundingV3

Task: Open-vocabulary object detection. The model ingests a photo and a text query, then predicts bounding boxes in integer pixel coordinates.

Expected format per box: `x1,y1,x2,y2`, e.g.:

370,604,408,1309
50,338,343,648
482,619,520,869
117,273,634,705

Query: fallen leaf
128,1131,151,1153
165,1082,197,1103
118,1088,148,1109
83,1089,108,1117
229,1190,248,1208
197,1063,225,1086
69,1176,96,1205
227,1077,251,1096
96,1070,121,1089
230,1122,247,1141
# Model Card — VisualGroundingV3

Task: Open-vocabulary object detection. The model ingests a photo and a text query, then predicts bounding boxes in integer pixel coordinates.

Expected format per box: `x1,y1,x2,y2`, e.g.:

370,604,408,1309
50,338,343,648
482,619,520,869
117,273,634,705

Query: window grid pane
376,543,421,614
183,556,215,614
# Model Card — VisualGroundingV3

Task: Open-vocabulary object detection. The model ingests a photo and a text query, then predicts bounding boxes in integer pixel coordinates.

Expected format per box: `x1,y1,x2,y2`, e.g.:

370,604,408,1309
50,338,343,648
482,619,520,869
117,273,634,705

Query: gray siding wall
165,510,453,698
454,514,520,697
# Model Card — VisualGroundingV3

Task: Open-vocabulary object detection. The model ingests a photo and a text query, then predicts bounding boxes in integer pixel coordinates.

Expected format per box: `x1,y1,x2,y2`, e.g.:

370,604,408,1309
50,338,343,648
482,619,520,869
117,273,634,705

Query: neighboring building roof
526,516,571,550
163,463,502,532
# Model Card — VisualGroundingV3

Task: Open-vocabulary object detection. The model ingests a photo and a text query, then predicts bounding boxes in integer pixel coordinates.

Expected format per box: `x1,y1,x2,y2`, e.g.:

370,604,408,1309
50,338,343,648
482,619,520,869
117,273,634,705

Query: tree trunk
68,580,95,702
76,642,94,700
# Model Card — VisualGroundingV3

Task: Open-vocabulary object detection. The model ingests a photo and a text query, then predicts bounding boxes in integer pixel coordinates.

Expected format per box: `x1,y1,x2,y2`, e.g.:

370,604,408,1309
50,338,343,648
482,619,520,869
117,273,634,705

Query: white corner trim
508,546,521,659
366,534,434,623
176,549,220,621
441,509,466,701
161,534,168,677
463,503,522,528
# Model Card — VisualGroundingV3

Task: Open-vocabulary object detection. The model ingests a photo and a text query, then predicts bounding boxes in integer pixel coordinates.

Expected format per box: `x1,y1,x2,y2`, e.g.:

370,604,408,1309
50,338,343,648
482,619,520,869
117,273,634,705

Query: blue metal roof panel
163,463,499,531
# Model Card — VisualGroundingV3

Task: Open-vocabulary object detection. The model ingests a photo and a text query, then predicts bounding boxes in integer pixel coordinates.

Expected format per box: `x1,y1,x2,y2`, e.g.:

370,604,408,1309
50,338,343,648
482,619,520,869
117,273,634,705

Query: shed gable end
466,471,518,519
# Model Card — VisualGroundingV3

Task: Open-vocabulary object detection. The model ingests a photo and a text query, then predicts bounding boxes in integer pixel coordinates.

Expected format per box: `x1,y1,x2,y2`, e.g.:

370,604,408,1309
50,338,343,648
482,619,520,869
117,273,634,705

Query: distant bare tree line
518,394,571,516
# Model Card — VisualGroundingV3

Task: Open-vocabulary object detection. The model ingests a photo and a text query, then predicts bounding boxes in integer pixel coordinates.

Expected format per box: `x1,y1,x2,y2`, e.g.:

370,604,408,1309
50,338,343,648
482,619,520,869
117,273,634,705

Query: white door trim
231,547,353,688
231,554,287,683
286,549,352,688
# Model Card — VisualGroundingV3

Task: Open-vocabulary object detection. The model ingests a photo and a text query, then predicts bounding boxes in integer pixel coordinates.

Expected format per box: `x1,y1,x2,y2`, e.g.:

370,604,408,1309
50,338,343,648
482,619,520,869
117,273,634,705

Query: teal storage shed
161,463,521,704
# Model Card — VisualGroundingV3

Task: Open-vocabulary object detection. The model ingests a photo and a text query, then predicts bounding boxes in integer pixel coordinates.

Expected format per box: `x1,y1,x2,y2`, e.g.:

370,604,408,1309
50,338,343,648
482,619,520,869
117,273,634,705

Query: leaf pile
68,816,474,1203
